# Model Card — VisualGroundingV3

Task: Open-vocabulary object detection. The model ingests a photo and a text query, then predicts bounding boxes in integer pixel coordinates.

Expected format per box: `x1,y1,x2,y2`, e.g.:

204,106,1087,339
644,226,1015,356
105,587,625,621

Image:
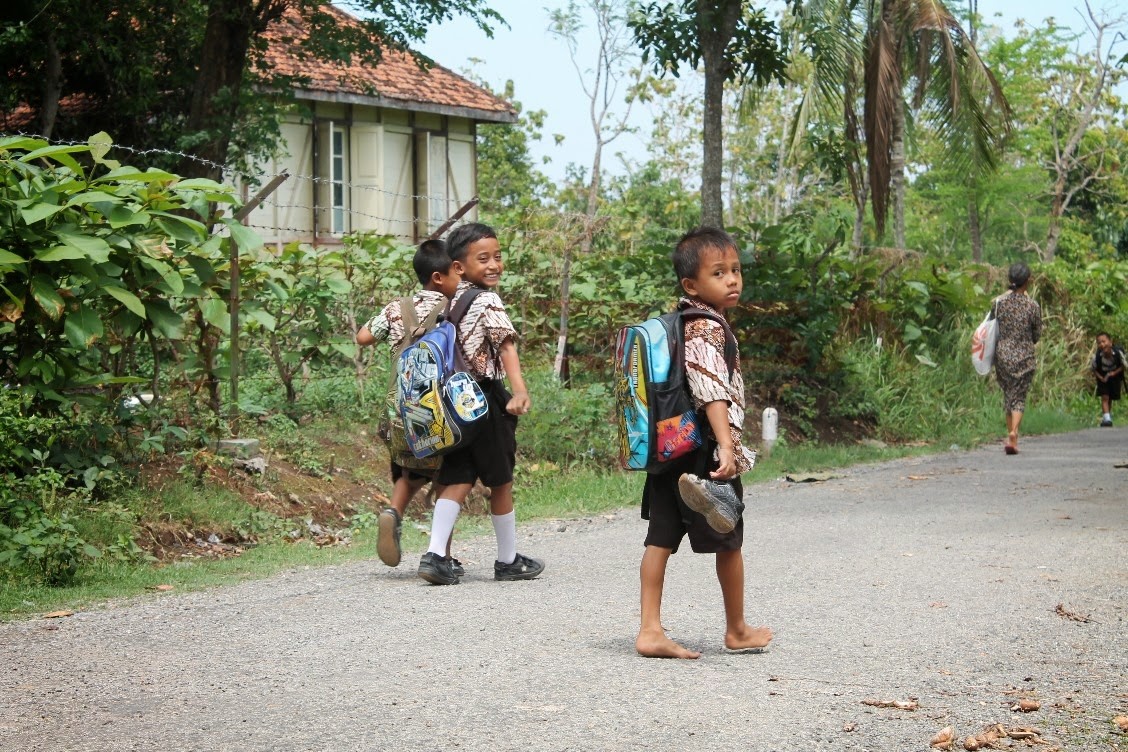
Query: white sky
420,0,1127,183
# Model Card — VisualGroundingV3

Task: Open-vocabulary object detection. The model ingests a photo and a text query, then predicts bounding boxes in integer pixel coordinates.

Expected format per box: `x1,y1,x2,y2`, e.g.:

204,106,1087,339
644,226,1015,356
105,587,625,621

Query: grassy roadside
0,404,1083,620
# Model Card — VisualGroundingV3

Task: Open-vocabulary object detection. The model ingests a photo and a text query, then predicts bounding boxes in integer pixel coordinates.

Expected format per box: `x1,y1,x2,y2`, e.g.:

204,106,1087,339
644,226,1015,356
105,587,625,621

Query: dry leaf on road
930,726,954,749
863,698,919,710
1011,699,1040,712
42,610,73,619
1054,603,1093,623
1113,715,1128,732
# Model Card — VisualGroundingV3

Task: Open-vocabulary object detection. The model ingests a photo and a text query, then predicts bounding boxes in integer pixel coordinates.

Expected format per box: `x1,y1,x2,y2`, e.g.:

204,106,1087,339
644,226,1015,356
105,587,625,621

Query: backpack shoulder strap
398,297,419,353
445,286,485,327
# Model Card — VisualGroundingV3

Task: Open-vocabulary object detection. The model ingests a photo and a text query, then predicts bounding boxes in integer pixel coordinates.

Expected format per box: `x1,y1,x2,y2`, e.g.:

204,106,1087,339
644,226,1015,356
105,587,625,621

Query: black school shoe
418,552,460,585
678,473,745,534
494,553,545,581
450,558,466,577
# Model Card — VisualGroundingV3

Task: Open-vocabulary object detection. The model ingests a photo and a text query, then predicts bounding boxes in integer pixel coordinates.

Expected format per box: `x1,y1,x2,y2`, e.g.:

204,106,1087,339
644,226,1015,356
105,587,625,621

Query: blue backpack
615,307,736,473
395,288,489,459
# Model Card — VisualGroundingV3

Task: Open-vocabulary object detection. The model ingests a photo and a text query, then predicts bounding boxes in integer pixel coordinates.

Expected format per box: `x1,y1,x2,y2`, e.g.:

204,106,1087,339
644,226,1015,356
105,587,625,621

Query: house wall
241,101,479,247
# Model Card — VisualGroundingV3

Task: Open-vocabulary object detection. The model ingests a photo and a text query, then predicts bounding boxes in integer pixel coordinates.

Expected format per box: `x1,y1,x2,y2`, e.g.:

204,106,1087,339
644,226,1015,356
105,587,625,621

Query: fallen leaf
1006,726,1041,739
1012,699,1040,713
843,722,857,732
907,474,930,481
930,726,954,749
42,610,73,619
863,698,919,711
929,601,948,608
963,736,980,750
147,584,174,592
1054,603,1093,623
1114,715,1128,732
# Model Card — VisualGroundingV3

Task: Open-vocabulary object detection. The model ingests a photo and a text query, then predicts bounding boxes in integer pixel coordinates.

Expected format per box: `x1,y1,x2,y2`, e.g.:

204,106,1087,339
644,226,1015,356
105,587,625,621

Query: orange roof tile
260,5,516,123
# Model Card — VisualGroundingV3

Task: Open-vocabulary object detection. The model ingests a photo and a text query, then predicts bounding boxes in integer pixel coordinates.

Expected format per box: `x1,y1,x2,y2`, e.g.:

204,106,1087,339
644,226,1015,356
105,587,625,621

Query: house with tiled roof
242,4,516,244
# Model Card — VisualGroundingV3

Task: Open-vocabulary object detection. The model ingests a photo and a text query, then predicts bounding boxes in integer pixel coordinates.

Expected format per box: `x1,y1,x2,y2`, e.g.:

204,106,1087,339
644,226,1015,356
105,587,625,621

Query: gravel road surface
2,428,1125,751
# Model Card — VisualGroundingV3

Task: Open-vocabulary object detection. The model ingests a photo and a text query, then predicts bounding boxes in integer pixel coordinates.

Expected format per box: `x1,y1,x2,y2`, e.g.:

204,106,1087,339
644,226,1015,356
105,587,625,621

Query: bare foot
1007,431,1018,448
725,624,773,652
636,628,701,659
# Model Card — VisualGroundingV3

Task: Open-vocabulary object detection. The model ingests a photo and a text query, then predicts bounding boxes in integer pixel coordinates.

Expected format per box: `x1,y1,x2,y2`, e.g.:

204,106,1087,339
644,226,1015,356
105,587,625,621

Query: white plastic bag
970,305,998,376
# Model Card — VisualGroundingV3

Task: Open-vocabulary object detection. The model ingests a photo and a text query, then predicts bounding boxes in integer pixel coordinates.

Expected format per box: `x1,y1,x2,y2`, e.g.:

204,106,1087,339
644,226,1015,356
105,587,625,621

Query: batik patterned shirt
681,297,756,474
362,290,447,354
448,281,517,381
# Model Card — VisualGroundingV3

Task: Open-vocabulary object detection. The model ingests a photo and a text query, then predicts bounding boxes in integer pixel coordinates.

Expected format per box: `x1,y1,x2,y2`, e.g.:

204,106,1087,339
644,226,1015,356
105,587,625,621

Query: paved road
2,429,1125,751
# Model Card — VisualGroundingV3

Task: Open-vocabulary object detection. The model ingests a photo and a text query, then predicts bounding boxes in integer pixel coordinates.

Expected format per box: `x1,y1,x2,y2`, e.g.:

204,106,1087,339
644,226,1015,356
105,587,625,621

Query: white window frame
329,121,348,235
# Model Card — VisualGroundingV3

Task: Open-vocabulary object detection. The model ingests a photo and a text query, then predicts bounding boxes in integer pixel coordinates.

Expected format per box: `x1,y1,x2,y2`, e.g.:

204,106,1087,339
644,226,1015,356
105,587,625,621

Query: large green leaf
0,249,26,266
104,286,146,317
224,220,263,253
245,307,277,332
63,303,104,349
37,246,87,262
20,202,65,225
145,299,185,339
55,231,112,263
109,206,149,228
140,256,185,295
30,276,65,320
19,144,85,172
199,297,229,333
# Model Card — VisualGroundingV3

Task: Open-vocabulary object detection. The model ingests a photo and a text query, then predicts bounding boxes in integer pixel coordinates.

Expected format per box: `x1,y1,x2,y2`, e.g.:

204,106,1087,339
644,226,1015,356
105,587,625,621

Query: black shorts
641,442,743,554
390,462,436,484
435,380,517,488
1096,377,1123,400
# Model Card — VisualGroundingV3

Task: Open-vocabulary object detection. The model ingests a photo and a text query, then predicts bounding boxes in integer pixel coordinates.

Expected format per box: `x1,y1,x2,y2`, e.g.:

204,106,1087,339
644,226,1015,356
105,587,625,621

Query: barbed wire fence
7,134,668,415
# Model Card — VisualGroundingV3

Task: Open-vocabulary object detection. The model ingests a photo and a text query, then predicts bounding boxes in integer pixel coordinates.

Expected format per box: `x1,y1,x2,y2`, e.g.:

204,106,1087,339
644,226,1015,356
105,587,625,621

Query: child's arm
498,338,530,415
703,400,737,480
356,308,391,348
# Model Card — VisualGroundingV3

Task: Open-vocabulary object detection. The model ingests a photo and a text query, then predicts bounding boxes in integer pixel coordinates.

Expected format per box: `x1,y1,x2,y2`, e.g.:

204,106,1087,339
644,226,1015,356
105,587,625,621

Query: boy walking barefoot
356,240,461,569
416,222,544,585
636,226,772,659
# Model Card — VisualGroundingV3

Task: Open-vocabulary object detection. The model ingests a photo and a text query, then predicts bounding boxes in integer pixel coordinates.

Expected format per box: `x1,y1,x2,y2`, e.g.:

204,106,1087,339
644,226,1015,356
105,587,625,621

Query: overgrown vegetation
1,134,1119,601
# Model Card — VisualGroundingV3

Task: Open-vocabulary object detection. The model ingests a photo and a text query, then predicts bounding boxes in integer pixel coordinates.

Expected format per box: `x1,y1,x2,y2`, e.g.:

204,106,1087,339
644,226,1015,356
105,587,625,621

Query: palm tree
789,0,1011,250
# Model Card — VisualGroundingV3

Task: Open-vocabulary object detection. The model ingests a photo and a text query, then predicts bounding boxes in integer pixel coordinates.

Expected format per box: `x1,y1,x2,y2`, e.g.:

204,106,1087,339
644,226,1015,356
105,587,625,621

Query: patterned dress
993,291,1042,413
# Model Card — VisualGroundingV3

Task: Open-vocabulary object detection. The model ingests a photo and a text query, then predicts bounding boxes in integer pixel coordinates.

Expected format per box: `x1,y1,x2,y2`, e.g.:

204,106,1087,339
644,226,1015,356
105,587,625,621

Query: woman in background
993,262,1043,454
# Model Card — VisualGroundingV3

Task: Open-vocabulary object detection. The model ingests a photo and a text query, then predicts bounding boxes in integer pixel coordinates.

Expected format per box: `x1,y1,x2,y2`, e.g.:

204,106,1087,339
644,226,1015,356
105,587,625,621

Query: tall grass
835,309,1093,446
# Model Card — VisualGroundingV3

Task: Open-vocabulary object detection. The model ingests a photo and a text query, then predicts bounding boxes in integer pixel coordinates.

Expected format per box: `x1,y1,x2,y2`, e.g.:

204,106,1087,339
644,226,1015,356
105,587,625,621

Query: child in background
356,239,461,570
416,222,544,585
635,226,772,659
1092,332,1125,427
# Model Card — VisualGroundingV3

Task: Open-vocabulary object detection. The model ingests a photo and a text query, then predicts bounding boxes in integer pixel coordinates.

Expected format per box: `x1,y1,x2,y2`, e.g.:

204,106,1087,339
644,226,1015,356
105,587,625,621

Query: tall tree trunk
852,203,866,257
183,0,258,180
890,100,907,250
696,0,741,227
968,196,983,262
555,148,602,383
39,29,61,138
1045,179,1066,262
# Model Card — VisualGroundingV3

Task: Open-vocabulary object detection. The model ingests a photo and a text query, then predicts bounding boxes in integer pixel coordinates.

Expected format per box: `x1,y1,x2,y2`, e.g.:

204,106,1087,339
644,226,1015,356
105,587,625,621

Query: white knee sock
427,499,461,555
492,511,516,564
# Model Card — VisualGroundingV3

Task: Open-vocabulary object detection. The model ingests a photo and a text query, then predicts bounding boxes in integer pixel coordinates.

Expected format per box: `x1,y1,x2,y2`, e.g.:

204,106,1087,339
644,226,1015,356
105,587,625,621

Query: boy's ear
451,260,465,277
430,270,446,286
679,276,697,297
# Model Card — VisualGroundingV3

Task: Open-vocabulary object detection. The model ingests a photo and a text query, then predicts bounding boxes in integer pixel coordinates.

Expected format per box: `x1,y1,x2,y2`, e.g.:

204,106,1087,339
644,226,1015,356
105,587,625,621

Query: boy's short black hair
672,226,738,281
1097,331,1112,341
446,222,498,262
413,239,452,285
